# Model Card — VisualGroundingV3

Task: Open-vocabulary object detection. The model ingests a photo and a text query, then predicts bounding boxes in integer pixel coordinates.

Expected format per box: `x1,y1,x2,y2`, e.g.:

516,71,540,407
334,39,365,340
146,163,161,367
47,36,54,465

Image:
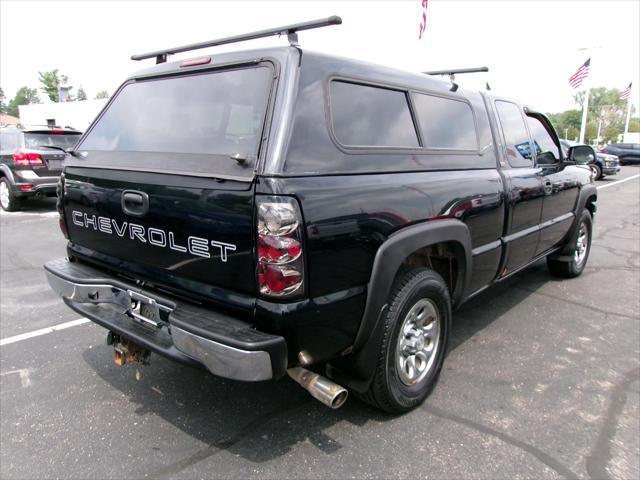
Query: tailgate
64,166,257,300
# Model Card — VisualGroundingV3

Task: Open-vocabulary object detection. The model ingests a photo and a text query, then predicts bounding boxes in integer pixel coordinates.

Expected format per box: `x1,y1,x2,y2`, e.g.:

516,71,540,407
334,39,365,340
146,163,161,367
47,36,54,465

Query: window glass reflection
330,81,419,147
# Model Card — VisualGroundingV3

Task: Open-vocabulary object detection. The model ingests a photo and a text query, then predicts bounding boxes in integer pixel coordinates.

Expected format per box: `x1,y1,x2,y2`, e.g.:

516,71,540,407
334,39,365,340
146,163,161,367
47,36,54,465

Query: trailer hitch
107,332,150,366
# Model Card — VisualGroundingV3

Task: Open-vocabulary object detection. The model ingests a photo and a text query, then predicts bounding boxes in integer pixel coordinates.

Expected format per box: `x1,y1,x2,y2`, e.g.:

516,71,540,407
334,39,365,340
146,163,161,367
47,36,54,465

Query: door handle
121,190,149,217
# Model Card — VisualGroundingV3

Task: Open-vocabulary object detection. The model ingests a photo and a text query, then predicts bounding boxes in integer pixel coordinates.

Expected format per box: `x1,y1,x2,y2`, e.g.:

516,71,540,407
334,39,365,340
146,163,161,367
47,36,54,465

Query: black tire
0,178,21,212
591,163,602,180
357,268,451,414
547,209,592,278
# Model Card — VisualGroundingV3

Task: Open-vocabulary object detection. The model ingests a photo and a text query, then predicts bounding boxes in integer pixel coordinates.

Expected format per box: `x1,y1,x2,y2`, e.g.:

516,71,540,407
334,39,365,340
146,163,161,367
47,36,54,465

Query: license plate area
46,159,63,170
127,290,171,329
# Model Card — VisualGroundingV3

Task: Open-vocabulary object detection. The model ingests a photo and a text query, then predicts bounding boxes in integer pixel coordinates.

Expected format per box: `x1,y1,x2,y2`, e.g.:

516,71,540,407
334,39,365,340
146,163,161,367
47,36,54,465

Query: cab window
495,101,533,168
526,116,560,164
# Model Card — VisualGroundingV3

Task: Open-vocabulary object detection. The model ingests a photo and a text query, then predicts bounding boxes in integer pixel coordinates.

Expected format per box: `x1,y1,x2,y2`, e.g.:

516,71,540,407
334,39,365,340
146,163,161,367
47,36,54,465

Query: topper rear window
77,66,273,178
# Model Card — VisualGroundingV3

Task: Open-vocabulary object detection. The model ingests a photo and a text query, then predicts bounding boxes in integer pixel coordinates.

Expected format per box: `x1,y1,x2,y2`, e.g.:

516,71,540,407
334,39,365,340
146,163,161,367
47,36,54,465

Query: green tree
38,69,72,102
94,90,109,99
6,87,41,117
547,109,582,140
574,87,625,112
76,86,87,101
628,117,640,133
584,122,597,145
0,87,6,113
602,127,620,144
574,87,631,143
564,87,640,144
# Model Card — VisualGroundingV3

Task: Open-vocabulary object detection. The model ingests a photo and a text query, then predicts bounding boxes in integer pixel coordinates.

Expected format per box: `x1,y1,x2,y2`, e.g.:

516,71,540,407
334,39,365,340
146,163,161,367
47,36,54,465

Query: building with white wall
19,99,108,131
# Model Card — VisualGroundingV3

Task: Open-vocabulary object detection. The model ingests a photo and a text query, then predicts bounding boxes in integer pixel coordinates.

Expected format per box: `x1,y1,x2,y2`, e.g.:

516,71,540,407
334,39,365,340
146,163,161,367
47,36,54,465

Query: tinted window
0,131,17,153
330,81,419,147
80,67,272,158
24,133,81,149
412,93,477,150
495,101,533,167
526,116,560,164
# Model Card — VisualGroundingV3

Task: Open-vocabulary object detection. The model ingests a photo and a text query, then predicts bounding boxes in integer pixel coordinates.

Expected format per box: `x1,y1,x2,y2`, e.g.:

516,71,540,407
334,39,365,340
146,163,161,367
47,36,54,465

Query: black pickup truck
45,17,597,413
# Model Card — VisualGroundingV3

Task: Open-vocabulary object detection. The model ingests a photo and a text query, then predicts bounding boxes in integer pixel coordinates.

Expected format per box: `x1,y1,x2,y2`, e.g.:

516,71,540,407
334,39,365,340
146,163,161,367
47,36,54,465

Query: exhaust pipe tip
287,367,348,409
329,388,349,409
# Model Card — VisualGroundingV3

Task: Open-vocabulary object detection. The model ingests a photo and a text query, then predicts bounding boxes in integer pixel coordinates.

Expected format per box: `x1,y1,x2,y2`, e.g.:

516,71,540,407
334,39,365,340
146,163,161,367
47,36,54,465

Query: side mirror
568,145,595,165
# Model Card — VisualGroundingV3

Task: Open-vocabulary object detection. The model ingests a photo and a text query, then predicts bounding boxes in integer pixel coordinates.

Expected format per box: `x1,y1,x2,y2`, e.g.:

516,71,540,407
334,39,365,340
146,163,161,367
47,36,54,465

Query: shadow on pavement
449,260,555,351
81,260,561,471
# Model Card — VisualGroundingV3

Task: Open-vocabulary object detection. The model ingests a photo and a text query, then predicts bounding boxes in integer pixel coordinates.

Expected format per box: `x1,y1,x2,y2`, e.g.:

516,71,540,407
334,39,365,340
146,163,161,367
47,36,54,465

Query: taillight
256,196,305,298
13,151,44,166
56,174,69,239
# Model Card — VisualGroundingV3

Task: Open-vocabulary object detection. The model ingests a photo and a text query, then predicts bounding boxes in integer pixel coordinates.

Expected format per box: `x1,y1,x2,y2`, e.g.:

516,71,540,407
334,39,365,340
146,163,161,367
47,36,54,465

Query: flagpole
579,87,590,144
576,48,600,144
623,99,632,141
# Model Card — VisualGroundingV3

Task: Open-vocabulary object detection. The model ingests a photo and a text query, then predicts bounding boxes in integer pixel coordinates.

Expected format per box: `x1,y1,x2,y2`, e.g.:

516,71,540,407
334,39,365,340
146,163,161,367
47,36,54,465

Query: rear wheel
357,268,450,413
547,209,592,278
0,178,21,212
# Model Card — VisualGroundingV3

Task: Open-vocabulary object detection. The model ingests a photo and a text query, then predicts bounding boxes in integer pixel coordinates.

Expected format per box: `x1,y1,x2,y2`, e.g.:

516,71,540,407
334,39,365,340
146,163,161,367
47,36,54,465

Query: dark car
600,143,640,164
0,125,82,211
44,17,597,413
560,139,619,180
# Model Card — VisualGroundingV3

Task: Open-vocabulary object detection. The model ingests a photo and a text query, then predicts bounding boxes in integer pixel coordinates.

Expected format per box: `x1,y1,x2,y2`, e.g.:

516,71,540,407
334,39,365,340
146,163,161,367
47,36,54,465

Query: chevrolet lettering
70,210,237,261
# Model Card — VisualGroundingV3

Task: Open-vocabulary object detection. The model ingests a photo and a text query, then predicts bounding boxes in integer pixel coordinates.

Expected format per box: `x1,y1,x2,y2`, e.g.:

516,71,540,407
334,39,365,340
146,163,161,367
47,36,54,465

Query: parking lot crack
585,367,640,480
514,287,639,321
424,405,579,479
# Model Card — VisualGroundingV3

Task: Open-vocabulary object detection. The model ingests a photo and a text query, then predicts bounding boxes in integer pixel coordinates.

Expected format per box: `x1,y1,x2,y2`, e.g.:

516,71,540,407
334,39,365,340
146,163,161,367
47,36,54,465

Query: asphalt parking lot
1,167,639,480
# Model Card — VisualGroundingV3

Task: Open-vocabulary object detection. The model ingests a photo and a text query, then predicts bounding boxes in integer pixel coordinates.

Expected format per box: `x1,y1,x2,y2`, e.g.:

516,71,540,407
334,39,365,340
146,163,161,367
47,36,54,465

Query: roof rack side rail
131,15,343,64
423,66,489,76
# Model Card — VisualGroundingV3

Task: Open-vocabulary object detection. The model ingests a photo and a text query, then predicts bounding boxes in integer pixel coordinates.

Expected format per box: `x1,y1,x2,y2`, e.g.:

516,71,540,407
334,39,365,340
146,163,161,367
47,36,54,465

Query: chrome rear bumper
44,258,287,381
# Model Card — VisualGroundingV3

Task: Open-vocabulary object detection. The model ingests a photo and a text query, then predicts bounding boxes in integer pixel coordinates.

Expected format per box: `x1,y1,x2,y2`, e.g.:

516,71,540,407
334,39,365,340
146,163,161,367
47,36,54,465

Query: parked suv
44,18,597,413
0,125,82,211
560,139,619,180
600,143,640,164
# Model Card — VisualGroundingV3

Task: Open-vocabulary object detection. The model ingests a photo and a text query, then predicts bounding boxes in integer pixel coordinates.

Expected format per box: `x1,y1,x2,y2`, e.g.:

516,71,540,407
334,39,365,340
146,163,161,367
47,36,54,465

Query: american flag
418,0,428,39
621,82,632,100
568,58,590,89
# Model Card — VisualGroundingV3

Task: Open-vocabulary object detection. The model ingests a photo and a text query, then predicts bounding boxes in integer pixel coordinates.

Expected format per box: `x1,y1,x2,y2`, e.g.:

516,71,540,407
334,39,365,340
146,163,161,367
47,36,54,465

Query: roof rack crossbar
131,15,342,64
423,67,489,76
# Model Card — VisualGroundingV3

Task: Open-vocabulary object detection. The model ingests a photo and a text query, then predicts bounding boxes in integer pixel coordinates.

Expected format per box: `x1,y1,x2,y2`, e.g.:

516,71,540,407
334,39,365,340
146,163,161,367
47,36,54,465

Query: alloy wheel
574,222,589,266
396,298,441,386
0,181,10,210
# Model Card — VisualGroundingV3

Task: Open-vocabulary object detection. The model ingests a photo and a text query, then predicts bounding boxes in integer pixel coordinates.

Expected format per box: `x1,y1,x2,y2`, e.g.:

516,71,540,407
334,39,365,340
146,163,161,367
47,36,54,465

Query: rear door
63,64,275,307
